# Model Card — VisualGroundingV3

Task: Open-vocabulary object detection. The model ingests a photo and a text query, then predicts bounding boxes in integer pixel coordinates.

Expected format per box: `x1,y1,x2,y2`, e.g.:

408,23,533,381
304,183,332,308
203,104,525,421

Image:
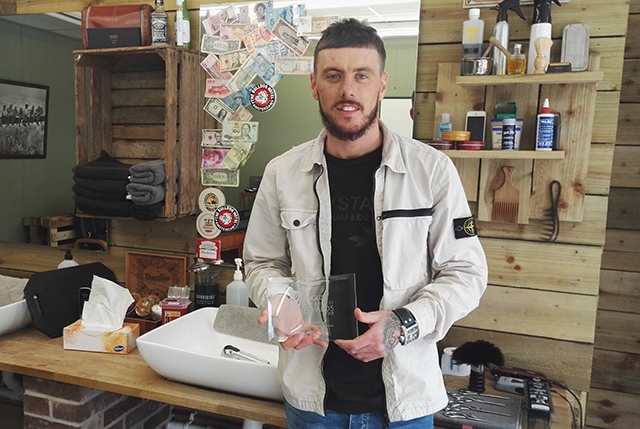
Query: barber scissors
448,403,511,417
447,391,507,407
442,410,488,422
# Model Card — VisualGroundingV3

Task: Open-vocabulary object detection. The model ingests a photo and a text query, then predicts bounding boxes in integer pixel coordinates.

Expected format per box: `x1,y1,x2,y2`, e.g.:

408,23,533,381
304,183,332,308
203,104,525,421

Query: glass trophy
266,274,358,343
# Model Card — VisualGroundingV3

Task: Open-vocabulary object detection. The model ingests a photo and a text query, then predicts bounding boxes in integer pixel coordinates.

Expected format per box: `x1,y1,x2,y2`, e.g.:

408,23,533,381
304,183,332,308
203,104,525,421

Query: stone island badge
250,83,276,112
453,216,477,239
213,205,240,232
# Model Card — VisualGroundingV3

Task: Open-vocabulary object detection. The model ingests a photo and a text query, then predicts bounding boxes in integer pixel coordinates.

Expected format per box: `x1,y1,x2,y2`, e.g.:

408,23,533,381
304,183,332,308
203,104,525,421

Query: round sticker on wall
196,212,221,239
213,205,240,232
250,83,276,112
198,187,226,213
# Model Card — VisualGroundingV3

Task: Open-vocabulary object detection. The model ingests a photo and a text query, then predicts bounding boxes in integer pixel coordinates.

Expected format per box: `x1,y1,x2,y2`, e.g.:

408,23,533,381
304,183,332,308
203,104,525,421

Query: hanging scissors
448,403,512,417
448,390,507,407
442,410,489,422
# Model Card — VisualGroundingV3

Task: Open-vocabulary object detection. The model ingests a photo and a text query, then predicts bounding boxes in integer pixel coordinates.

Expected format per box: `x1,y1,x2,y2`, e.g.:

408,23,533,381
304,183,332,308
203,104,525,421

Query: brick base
22,377,172,429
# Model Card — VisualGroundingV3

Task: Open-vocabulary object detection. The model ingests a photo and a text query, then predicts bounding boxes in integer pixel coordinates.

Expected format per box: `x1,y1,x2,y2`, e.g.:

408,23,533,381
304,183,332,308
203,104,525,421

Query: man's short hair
314,18,386,73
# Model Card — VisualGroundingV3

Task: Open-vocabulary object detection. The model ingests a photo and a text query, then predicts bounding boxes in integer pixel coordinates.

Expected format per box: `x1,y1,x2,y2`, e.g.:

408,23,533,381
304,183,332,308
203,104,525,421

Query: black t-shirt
323,146,385,414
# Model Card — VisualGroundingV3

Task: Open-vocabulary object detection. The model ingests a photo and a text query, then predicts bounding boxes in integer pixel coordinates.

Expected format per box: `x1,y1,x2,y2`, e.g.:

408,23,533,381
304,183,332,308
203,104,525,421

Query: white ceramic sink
0,299,32,337
136,307,282,401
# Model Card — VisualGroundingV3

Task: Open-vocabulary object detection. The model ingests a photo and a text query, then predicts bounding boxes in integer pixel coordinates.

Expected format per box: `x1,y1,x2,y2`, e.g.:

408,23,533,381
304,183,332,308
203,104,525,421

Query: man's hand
257,295,328,350
333,308,401,362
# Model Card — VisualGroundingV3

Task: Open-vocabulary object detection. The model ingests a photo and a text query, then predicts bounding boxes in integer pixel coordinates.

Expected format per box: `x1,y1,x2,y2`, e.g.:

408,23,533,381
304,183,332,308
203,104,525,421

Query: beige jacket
243,122,487,422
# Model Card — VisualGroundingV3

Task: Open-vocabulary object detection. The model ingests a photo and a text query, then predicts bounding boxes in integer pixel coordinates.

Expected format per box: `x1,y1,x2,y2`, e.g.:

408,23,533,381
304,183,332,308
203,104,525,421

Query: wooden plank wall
586,0,640,427
414,0,626,405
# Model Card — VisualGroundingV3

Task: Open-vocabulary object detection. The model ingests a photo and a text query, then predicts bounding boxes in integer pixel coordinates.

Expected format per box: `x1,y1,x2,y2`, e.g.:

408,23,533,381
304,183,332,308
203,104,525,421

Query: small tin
457,141,486,150
441,130,471,142
427,140,454,151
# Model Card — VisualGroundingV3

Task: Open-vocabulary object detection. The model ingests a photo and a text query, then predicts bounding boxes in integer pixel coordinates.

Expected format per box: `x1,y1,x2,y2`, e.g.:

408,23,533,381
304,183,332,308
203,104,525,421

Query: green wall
0,25,416,240
0,20,82,242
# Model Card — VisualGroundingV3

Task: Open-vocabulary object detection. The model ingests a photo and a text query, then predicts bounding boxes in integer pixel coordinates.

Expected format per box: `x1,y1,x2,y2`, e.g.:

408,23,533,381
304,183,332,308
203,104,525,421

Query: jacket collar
301,120,407,174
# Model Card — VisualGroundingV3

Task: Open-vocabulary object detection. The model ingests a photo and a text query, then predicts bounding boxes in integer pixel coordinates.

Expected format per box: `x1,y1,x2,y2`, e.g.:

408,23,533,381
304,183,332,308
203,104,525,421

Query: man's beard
319,99,378,142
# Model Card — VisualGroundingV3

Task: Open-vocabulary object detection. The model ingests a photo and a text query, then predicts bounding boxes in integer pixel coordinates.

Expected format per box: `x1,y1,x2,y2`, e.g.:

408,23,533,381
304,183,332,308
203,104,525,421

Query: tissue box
63,320,139,354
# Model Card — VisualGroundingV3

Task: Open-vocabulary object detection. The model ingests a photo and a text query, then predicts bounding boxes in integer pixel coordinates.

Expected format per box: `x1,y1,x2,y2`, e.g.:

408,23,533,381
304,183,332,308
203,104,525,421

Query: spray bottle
226,258,248,306
527,0,561,74
491,0,526,75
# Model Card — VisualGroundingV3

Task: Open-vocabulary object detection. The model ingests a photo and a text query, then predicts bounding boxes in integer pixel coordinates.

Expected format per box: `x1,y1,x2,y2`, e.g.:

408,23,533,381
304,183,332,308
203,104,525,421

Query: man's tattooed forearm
383,312,401,353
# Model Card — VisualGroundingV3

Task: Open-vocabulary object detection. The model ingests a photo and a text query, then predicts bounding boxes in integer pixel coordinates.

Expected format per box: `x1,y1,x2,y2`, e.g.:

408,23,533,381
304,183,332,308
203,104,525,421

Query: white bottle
527,22,551,74
226,258,248,306
535,98,555,151
58,249,79,269
462,8,485,62
438,113,452,140
175,5,183,47
527,0,560,74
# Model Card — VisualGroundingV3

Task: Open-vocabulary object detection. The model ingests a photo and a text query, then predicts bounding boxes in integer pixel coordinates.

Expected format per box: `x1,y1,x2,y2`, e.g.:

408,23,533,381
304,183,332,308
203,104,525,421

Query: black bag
24,262,116,338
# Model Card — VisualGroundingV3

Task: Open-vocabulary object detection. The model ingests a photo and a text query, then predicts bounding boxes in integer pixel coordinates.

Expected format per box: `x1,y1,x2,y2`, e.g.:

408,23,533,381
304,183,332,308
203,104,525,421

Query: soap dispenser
226,258,248,307
58,249,79,269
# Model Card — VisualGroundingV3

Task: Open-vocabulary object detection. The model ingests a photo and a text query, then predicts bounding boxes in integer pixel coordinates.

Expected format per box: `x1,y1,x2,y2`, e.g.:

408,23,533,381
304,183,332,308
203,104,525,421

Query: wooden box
74,46,206,221
22,214,77,247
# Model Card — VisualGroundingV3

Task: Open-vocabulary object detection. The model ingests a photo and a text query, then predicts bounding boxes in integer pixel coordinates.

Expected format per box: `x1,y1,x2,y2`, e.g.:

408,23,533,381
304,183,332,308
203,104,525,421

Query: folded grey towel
129,160,165,185
126,183,165,205
213,305,269,343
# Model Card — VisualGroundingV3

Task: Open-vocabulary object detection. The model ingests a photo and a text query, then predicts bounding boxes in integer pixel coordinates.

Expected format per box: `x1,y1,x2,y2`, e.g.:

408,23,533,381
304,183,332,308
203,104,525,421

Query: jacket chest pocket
280,209,318,271
379,208,433,291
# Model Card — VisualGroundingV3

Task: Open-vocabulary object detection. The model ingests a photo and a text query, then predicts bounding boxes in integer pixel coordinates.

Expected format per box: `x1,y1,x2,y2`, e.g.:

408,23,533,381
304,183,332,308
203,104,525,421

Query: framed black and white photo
0,79,49,159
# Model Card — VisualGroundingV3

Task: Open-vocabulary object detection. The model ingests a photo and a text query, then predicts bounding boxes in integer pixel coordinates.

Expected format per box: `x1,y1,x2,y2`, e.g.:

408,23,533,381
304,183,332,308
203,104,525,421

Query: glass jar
188,258,220,309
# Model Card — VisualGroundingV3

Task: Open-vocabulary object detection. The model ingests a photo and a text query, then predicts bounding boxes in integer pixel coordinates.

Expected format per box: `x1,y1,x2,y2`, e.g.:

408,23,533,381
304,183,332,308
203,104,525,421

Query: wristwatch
392,308,419,346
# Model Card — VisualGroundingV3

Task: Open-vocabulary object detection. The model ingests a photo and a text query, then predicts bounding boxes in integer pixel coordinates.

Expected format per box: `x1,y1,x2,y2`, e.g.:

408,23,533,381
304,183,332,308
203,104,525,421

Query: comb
492,166,519,224
541,180,561,242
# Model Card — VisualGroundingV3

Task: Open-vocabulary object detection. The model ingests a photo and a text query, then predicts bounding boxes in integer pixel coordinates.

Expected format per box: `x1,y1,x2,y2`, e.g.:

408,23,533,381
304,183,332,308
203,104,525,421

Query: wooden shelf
74,46,205,221
455,71,604,86
441,150,565,160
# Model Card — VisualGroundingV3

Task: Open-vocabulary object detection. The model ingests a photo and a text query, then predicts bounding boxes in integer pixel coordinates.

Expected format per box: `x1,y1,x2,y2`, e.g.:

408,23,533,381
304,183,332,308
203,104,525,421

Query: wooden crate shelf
435,62,600,224
455,71,604,86
22,214,76,247
74,46,206,221
440,150,565,159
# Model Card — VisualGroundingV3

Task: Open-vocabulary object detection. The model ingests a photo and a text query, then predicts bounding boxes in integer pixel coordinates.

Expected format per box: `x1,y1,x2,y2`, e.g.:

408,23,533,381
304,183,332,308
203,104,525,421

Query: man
243,18,487,428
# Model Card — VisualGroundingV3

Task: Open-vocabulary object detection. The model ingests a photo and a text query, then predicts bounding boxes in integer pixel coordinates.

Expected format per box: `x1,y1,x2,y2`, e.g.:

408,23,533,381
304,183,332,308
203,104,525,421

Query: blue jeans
284,401,434,429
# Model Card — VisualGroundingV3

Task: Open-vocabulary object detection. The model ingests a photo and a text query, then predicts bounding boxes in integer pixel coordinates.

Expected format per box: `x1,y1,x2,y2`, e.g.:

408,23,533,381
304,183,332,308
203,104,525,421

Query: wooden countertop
0,328,575,428
0,327,287,426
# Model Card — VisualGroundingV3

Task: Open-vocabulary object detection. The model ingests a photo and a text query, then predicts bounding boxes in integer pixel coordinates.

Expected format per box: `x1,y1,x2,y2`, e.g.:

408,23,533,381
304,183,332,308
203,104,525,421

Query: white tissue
80,275,134,331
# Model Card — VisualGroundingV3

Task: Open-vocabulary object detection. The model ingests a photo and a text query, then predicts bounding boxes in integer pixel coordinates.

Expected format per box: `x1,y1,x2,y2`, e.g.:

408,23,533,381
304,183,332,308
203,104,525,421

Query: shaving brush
451,340,505,393
533,37,554,74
